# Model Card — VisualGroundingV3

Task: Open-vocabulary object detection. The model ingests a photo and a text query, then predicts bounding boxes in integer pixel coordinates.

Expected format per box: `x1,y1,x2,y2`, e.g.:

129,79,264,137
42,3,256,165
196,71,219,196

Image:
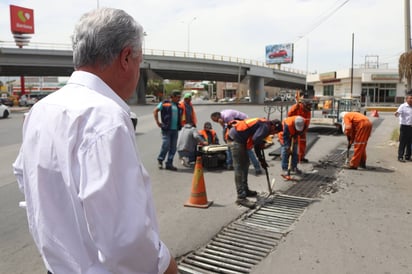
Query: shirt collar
67,71,130,113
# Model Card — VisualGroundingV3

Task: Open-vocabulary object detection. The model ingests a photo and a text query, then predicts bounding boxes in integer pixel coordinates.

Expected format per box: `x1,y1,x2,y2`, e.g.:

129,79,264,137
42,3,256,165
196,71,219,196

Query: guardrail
0,41,307,75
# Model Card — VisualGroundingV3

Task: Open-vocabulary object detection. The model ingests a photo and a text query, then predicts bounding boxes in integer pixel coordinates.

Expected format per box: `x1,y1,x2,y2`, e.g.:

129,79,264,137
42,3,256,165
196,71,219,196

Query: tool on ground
261,149,274,195
281,138,295,181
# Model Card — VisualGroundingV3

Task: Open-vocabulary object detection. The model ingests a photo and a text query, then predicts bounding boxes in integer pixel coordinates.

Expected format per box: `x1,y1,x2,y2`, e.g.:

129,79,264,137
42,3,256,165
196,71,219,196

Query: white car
0,103,10,118
145,95,157,103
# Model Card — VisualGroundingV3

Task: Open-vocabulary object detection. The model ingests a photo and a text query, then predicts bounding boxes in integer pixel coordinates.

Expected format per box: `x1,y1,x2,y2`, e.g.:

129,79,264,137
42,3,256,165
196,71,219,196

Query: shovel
261,149,275,195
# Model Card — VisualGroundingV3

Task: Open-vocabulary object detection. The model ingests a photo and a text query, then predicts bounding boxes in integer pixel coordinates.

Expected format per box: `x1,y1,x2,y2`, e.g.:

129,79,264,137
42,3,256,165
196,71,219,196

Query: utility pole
405,0,411,90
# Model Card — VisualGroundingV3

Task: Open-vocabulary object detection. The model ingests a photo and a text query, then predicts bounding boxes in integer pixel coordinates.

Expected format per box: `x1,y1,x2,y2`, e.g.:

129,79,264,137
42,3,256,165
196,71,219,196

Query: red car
269,49,288,59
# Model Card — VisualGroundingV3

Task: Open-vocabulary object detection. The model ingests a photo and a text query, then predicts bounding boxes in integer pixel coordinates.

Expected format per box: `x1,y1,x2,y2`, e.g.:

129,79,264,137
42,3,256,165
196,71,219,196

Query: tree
398,50,412,90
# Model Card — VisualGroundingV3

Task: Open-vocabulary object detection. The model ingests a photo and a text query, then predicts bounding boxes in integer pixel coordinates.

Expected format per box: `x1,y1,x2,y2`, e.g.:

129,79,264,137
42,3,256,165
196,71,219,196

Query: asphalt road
0,103,291,273
3,104,406,273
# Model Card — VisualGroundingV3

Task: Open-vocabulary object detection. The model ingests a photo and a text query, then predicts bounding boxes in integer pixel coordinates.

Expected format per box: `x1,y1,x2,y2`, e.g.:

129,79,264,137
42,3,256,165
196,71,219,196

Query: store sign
10,5,35,34
371,74,398,81
319,72,336,81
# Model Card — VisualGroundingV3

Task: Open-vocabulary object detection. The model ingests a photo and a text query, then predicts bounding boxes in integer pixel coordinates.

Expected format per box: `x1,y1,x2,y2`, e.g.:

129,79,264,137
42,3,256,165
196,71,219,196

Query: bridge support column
128,69,148,105
249,76,264,104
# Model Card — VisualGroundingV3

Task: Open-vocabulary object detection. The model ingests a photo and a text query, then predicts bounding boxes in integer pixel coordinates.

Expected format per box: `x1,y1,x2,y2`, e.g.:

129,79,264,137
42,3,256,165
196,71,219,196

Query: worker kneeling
228,118,283,209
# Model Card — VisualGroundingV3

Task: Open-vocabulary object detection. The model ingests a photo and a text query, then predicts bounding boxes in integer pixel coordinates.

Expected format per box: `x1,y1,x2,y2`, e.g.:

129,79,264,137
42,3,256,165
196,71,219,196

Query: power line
296,0,350,43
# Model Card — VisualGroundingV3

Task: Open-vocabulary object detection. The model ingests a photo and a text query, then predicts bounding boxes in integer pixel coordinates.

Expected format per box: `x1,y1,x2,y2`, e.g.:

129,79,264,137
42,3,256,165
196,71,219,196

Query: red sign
10,5,35,34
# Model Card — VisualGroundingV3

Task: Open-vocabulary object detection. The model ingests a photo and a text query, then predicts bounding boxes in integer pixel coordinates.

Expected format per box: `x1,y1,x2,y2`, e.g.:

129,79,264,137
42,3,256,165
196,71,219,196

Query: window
323,85,334,96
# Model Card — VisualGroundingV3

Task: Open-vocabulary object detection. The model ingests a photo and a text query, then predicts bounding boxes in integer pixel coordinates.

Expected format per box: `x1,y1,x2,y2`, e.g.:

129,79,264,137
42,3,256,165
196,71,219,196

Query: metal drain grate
178,195,314,274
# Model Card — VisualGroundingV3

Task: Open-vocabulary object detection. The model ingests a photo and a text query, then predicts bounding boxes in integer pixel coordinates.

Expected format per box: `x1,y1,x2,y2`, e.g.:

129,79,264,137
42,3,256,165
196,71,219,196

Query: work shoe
246,189,258,197
300,158,309,163
157,160,163,169
255,170,263,176
236,198,256,209
165,165,178,171
292,167,302,175
342,164,357,170
180,157,190,167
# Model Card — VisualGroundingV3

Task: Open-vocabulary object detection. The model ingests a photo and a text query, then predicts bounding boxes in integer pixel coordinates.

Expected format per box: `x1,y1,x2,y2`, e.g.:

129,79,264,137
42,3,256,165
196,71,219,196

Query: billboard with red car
265,43,293,65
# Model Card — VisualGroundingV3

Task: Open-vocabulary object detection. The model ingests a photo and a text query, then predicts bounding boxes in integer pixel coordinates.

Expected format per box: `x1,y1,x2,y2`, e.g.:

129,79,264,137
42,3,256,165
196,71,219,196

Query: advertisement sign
10,5,35,34
265,43,293,65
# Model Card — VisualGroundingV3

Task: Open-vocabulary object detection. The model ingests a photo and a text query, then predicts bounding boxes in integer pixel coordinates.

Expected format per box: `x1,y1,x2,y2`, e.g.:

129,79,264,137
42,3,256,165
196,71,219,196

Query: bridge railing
0,41,306,75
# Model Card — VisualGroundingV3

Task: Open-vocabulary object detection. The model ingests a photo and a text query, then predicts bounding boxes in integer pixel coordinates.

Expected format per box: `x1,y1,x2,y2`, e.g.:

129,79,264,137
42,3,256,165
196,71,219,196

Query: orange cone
184,156,213,208
371,109,379,117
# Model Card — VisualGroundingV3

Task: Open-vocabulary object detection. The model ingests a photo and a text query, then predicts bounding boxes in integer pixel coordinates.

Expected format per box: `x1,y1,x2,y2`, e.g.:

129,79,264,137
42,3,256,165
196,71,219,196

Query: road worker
340,111,372,169
228,118,283,209
180,92,198,127
288,99,312,163
278,115,306,176
198,122,220,145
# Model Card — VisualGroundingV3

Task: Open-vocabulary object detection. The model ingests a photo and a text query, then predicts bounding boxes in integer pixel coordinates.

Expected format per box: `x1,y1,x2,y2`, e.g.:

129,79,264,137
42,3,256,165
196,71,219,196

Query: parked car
19,95,37,107
269,49,288,59
0,103,10,118
145,95,157,103
218,97,229,103
0,97,14,107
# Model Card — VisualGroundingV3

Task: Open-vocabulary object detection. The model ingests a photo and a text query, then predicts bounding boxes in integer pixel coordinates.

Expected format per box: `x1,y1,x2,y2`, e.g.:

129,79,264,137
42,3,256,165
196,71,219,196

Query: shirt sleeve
78,124,170,273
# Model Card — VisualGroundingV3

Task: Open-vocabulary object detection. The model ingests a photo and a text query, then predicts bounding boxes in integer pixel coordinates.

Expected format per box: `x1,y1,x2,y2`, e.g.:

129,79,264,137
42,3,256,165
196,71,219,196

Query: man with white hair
13,8,177,274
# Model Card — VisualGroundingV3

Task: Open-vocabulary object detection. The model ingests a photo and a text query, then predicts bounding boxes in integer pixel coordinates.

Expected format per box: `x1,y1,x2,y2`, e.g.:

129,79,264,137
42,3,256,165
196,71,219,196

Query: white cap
294,116,304,131
340,112,348,133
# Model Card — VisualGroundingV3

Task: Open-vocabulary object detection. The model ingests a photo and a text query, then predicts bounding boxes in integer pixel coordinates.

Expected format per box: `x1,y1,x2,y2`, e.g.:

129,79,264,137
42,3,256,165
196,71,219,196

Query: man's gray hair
72,8,143,69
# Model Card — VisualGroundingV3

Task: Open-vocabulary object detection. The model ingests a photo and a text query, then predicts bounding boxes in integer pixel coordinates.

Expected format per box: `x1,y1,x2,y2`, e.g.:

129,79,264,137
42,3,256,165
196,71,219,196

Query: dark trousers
398,125,412,159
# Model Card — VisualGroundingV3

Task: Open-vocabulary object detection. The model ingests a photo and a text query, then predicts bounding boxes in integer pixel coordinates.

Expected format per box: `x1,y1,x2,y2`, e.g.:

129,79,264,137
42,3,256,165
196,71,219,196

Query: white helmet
294,116,305,131
340,112,348,133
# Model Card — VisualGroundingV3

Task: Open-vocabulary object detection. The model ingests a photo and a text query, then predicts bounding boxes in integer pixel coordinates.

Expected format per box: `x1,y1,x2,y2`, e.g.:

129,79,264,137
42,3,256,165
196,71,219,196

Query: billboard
10,5,35,34
265,43,293,65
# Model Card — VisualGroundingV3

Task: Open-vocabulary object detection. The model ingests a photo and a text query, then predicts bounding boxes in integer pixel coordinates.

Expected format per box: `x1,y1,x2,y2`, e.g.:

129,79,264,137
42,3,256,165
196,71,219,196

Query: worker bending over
340,111,372,169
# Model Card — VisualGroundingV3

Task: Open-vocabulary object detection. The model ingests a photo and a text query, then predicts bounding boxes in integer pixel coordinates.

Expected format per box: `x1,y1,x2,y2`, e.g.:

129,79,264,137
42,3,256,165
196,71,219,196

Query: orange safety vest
231,118,267,149
278,116,302,146
179,101,197,126
198,129,218,144
288,102,311,127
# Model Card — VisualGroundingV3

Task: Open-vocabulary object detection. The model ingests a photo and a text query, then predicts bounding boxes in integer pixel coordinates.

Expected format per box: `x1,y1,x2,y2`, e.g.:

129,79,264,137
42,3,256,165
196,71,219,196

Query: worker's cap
171,90,181,97
294,116,305,131
183,93,192,99
339,112,348,133
204,121,212,129
270,119,283,132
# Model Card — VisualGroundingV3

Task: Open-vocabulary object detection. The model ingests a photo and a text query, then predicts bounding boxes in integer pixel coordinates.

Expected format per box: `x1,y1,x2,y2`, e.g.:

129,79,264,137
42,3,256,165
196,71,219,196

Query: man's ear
120,47,132,69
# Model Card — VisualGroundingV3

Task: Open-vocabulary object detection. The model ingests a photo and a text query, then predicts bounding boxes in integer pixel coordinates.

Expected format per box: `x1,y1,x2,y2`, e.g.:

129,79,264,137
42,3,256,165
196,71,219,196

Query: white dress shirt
396,102,412,125
13,71,171,274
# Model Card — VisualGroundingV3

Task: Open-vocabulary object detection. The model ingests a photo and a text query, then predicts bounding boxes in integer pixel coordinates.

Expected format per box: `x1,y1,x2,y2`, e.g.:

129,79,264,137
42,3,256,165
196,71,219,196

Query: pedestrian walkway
251,113,412,274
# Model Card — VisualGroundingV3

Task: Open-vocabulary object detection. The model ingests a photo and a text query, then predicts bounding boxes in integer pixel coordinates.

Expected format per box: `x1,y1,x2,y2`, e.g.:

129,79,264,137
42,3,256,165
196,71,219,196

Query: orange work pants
350,120,372,168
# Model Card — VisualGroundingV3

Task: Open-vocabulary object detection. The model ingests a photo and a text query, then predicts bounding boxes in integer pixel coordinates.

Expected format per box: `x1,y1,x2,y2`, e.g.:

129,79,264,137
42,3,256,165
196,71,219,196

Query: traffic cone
184,156,213,208
371,109,379,117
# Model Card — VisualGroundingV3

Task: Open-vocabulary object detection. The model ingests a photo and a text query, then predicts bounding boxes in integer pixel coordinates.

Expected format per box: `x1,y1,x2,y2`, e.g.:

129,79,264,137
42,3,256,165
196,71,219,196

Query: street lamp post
186,17,196,54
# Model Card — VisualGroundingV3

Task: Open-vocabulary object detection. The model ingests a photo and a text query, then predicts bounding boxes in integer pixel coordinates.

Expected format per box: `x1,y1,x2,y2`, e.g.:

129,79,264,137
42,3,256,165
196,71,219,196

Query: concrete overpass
0,47,311,103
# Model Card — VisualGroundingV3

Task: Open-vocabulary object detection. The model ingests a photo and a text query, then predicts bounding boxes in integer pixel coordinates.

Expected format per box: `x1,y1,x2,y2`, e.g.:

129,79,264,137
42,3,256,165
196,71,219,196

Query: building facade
307,67,406,105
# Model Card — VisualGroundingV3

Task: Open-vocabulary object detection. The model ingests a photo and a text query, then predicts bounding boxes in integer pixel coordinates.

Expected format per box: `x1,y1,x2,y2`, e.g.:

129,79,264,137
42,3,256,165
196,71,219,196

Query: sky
0,0,407,76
